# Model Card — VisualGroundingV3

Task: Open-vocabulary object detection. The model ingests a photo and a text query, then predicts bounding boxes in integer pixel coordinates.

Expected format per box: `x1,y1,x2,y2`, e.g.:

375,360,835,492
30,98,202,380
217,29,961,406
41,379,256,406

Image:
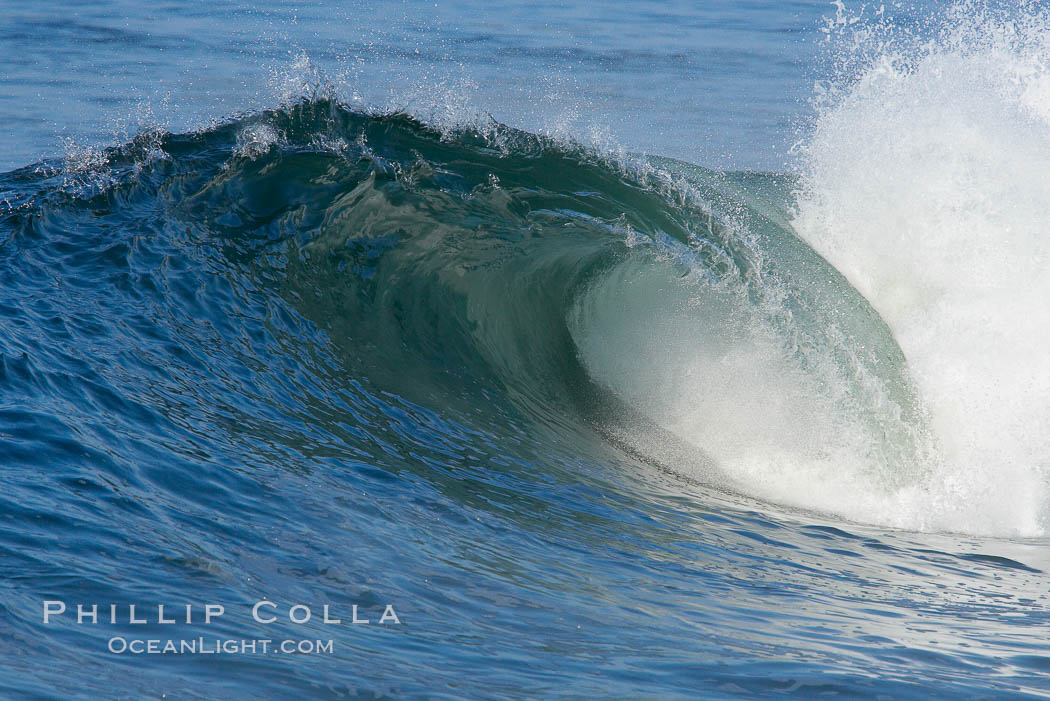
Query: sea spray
793,1,1050,535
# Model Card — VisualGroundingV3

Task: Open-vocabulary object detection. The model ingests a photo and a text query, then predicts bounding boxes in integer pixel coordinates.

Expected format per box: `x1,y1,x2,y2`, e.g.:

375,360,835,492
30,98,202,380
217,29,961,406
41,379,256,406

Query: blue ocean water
4,1,1050,699
0,0,839,173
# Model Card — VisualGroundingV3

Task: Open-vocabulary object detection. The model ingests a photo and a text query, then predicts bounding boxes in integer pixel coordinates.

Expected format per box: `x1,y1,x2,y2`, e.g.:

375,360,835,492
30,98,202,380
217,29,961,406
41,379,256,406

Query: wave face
4,94,1046,541
4,96,1050,697
20,101,945,529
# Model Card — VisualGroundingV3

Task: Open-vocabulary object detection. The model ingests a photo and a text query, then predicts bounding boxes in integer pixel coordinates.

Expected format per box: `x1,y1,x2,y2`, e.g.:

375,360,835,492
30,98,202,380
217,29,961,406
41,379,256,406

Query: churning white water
573,2,1050,537
793,1,1050,536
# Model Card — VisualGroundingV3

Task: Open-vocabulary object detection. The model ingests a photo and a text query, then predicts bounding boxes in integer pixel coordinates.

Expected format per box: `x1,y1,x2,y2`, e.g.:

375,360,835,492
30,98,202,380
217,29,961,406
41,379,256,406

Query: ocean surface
3,1,1050,699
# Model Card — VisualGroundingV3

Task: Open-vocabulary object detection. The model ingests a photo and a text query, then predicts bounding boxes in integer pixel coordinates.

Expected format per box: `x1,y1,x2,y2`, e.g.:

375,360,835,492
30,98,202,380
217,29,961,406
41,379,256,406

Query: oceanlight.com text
107,637,335,655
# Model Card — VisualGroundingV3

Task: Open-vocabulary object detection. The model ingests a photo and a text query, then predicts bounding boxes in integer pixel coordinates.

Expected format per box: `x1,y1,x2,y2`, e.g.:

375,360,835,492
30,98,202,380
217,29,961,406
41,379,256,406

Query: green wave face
12,100,928,526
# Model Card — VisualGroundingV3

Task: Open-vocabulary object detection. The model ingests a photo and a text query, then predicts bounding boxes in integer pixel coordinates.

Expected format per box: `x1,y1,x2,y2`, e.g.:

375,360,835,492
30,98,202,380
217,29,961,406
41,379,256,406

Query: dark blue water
3,2,1050,699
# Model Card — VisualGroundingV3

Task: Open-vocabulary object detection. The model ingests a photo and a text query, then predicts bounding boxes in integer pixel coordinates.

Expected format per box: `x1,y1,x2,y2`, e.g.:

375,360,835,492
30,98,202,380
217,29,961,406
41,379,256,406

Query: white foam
572,3,1050,537
791,1,1050,536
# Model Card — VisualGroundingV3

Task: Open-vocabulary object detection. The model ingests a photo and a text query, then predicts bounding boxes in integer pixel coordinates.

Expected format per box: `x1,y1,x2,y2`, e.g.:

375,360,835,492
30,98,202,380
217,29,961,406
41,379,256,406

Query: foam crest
792,1,1050,535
